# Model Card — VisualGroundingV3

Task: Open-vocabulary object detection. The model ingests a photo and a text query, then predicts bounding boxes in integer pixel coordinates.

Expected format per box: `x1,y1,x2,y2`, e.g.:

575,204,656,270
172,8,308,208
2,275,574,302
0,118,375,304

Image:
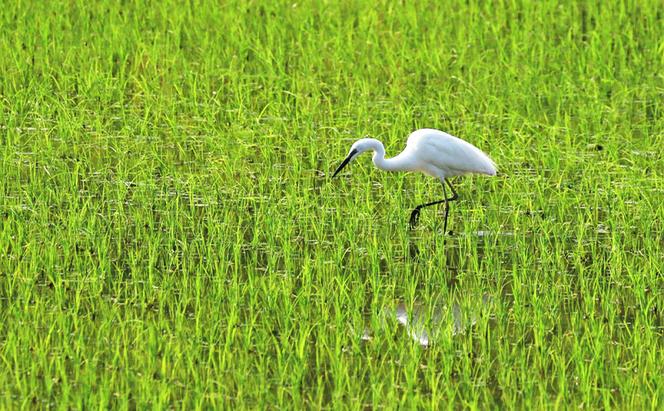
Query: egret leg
441,180,452,234
409,179,459,231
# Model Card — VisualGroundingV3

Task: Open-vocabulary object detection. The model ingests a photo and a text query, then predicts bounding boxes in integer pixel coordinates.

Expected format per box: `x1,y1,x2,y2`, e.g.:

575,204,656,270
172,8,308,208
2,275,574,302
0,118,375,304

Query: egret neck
368,140,413,172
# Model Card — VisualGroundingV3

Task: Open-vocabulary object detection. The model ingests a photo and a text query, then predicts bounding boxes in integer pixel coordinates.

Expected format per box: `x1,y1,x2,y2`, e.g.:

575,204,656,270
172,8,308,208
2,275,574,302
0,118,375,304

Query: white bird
332,128,497,232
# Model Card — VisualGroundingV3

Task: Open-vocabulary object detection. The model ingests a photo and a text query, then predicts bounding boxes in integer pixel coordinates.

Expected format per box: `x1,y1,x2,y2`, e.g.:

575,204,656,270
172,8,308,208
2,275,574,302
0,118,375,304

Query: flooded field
1,1,662,408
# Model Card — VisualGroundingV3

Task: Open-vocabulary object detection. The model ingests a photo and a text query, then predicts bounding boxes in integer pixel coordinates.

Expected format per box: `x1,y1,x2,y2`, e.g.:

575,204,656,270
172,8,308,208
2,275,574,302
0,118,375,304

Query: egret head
332,138,380,177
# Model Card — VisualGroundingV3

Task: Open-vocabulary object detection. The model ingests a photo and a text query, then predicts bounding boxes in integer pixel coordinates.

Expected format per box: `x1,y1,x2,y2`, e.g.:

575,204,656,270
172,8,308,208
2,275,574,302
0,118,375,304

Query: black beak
332,149,357,178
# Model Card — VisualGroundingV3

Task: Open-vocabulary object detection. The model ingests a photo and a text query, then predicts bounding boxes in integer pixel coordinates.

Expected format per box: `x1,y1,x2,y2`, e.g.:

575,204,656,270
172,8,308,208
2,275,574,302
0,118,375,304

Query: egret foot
409,208,421,228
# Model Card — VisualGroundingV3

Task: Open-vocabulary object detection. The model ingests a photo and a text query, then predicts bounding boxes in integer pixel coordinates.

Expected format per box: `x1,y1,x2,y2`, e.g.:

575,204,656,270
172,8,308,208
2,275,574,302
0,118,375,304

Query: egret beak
332,149,358,178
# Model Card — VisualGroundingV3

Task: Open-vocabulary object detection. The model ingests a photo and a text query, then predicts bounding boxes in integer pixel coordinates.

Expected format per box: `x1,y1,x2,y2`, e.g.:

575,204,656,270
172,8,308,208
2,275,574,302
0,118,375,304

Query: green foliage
0,0,662,408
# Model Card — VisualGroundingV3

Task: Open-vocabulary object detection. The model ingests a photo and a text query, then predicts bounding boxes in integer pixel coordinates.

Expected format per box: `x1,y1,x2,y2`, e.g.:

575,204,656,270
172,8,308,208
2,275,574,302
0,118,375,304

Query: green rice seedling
0,0,662,408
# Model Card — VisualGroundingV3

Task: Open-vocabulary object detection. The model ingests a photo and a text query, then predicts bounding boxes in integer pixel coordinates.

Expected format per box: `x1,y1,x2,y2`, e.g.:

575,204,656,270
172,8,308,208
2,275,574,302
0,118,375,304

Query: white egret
332,128,497,232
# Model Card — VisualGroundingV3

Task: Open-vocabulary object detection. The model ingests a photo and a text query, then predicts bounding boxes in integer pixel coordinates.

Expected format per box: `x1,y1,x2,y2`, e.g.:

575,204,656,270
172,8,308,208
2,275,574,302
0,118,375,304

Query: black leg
409,178,459,230
442,181,450,234
445,178,458,200
443,179,459,233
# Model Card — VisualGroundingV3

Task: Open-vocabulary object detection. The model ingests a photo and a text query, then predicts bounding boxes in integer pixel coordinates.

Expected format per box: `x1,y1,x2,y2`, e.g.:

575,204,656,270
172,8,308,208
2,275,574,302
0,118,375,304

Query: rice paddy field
1,0,663,409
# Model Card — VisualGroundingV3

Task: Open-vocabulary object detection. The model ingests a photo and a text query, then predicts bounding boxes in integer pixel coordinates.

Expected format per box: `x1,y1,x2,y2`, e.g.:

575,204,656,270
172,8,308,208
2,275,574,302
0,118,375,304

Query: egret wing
408,130,496,176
